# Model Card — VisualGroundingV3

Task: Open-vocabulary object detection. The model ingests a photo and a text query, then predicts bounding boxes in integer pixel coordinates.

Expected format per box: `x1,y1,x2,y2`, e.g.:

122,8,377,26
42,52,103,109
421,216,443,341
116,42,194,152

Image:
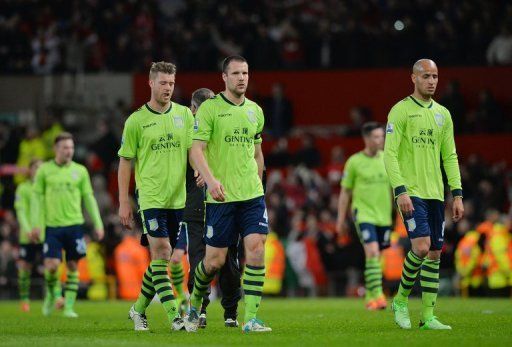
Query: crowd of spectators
2,0,512,74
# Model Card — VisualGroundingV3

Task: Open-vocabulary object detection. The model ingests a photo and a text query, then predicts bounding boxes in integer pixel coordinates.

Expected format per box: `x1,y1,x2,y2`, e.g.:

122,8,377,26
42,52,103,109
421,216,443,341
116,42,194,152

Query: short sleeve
33,165,45,195
118,116,139,159
185,108,194,149
193,101,214,142
341,157,355,189
80,167,94,196
254,105,264,145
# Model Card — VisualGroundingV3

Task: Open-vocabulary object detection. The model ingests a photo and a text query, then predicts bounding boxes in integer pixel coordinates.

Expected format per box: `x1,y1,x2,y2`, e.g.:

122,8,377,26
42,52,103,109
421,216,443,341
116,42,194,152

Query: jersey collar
145,102,172,115
219,92,245,106
409,95,433,109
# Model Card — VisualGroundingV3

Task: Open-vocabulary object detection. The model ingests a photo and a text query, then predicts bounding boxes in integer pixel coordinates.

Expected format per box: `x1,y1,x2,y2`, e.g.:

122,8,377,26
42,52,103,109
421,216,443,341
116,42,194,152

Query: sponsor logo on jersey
150,133,181,152
142,122,157,129
386,123,394,134
225,127,253,146
218,113,232,117
193,119,199,132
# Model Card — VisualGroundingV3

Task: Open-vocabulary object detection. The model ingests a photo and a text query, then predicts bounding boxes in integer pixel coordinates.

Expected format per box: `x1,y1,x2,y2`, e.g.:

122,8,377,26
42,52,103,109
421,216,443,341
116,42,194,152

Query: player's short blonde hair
149,61,176,80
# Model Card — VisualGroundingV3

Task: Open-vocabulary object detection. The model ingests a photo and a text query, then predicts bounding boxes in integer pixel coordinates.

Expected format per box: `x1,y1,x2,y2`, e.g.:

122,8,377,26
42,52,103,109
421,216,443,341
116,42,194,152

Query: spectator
264,83,294,138
487,25,512,66
294,133,321,168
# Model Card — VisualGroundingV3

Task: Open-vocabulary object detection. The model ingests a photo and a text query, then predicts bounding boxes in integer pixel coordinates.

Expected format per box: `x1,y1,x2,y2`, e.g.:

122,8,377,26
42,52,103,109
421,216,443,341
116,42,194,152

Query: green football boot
419,316,452,330
391,299,411,329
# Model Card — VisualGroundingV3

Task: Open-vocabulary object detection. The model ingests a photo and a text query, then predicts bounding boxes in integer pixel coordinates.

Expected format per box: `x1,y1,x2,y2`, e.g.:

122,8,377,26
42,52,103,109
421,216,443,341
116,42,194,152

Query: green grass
1,298,511,346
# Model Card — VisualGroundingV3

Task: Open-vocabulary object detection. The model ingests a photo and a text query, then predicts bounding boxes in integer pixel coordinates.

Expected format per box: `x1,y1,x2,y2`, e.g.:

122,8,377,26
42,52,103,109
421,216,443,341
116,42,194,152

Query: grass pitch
1,298,511,347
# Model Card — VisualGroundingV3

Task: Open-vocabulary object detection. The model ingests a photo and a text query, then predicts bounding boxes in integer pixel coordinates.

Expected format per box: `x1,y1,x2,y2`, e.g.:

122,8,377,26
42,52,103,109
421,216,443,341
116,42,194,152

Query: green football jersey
193,93,264,203
118,102,194,210
342,151,392,226
33,160,103,228
383,96,462,201
14,181,43,244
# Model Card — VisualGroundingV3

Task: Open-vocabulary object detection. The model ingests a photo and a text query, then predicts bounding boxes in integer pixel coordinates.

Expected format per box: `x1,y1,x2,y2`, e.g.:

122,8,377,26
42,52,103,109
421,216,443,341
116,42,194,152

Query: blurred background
1,0,512,301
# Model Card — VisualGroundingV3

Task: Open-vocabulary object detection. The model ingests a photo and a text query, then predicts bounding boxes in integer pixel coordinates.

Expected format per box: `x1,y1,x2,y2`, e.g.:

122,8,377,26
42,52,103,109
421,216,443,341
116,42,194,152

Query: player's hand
29,228,41,243
195,170,205,187
208,178,226,202
335,218,348,236
397,193,414,218
119,201,133,230
452,197,464,222
95,228,105,241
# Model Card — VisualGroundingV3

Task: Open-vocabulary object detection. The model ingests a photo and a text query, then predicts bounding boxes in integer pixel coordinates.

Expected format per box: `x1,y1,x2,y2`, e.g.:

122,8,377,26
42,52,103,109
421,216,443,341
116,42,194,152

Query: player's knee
66,261,78,272
413,244,429,258
427,250,441,261
245,239,265,264
44,259,60,273
207,256,226,273
151,243,172,261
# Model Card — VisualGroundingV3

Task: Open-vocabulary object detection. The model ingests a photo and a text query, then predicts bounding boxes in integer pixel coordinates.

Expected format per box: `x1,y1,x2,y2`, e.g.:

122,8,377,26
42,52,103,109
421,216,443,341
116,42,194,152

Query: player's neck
411,91,432,103
54,158,71,166
148,99,171,113
363,148,378,157
222,90,245,106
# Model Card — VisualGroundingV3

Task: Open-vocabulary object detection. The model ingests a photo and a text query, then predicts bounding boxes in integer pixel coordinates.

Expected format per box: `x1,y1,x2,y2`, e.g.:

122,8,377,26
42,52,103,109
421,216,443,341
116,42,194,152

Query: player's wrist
394,185,407,198
451,189,463,199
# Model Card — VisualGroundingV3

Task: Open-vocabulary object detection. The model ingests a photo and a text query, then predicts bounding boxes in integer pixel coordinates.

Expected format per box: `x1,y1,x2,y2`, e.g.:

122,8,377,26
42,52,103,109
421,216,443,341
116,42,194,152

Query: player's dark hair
361,122,382,137
222,55,247,73
54,132,74,144
149,61,176,79
191,88,214,108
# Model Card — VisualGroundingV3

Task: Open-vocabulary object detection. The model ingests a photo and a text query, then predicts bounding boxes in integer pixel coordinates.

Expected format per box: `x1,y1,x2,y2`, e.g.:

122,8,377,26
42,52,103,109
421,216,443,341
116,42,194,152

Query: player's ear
222,72,227,83
148,79,154,88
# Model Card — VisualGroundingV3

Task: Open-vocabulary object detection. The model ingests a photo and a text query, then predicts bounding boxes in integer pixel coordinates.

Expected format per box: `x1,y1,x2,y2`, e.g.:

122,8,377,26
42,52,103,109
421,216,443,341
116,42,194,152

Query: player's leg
240,196,271,332
357,223,381,309
42,227,63,316
145,209,182,331
129,210,155,330
170,222,187,310
219,242,242,327
185,220,210,327
62,226,87,318
373,226,391,309
419,200,451,330
18,245,33,311
393,198,430,329
185,202,232,332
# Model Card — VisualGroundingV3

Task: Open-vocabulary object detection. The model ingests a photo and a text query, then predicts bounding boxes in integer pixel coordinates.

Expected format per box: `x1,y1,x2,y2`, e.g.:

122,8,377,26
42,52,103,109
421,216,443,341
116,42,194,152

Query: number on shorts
263,208,268,223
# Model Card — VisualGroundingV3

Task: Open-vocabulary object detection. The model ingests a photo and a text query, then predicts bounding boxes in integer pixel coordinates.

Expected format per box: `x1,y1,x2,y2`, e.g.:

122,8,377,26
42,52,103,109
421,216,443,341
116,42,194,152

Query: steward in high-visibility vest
483,223,511,291
263,232,286,295
455,230,484,296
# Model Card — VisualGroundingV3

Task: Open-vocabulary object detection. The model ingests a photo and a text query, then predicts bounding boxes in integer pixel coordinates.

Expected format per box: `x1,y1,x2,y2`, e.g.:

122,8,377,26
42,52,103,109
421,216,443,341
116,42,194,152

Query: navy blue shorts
140,208,184,250
44,225,86,261
356,223,391,250
175,222,188,251
205,196,269,248
19,243,43,263
401,197,445,251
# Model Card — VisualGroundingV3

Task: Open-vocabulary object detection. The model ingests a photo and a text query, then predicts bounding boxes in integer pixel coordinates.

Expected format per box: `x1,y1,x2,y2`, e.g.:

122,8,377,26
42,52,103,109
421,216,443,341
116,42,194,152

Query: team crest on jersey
386,123,394,134
247,110,256,123
71,170,79,180
173,116,184,128
434,113,445,127
193,118,199,132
